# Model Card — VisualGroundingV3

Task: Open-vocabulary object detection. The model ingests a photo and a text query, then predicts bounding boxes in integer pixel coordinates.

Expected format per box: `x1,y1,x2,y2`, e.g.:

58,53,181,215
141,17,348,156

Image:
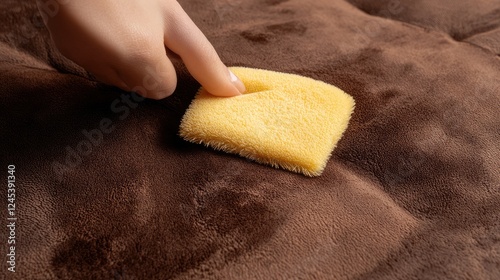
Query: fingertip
200,68,246,97
162,5,245,98
228,69,246,94
204,84,241,97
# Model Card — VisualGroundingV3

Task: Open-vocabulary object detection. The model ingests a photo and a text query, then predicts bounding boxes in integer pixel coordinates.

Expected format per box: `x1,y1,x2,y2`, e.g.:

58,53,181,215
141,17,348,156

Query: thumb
115,45,178,100
163,2,246,97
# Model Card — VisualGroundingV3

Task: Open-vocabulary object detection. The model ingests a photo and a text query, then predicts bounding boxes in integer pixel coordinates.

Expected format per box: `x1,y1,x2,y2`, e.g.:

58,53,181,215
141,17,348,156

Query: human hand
36,0,246,99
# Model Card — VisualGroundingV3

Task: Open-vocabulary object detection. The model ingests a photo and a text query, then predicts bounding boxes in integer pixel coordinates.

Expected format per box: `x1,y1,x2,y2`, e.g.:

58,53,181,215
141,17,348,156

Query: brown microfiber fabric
1,0,499,279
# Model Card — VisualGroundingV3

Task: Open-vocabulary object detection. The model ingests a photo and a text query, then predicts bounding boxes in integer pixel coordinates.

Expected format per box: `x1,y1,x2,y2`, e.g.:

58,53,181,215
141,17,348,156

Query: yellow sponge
179,67,355,176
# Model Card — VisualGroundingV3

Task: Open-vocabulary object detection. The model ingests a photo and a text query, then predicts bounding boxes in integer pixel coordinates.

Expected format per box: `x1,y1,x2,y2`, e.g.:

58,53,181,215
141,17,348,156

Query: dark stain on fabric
52,237,113,278
240,21,307,43
267,21,307,35
264,0,289,6
240,30,270,43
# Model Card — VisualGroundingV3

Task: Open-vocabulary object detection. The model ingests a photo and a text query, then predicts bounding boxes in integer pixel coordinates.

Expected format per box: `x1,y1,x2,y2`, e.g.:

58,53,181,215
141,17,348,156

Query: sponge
179,67,355,176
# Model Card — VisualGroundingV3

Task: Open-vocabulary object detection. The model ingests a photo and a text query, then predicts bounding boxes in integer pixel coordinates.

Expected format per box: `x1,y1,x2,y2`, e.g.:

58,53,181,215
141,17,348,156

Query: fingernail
228,69,246,94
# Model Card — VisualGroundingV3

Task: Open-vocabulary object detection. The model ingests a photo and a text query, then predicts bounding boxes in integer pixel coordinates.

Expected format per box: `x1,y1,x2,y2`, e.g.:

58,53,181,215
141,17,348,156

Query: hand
36,0,246,99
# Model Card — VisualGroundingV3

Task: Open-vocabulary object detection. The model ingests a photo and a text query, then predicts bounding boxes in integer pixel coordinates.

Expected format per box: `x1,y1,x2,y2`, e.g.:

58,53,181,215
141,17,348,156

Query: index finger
162,1,245,97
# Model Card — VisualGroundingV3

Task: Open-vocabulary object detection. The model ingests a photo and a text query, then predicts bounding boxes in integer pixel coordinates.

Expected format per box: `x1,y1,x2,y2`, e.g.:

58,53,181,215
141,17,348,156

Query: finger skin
163,1,245,97
114,47,178,100
36,0,244,99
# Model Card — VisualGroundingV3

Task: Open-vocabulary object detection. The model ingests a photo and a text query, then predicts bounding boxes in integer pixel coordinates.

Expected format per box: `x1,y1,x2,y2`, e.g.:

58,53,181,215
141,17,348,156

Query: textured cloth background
1,0,499,279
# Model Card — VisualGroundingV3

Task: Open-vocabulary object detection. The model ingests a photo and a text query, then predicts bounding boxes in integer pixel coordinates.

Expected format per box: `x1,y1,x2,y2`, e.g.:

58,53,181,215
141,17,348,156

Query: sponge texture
179,67,355,176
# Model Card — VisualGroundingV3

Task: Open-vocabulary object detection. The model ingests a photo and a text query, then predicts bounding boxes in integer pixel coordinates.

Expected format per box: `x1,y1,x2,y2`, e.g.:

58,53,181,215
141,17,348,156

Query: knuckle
126,49,156,66
120,35,159,64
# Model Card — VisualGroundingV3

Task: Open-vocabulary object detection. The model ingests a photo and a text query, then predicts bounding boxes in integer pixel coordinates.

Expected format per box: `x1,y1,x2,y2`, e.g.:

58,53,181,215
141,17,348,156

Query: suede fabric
1,0,499,279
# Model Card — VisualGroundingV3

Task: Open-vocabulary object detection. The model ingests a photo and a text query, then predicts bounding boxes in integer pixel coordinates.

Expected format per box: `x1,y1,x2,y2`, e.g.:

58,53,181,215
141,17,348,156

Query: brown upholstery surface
1,0,499,279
